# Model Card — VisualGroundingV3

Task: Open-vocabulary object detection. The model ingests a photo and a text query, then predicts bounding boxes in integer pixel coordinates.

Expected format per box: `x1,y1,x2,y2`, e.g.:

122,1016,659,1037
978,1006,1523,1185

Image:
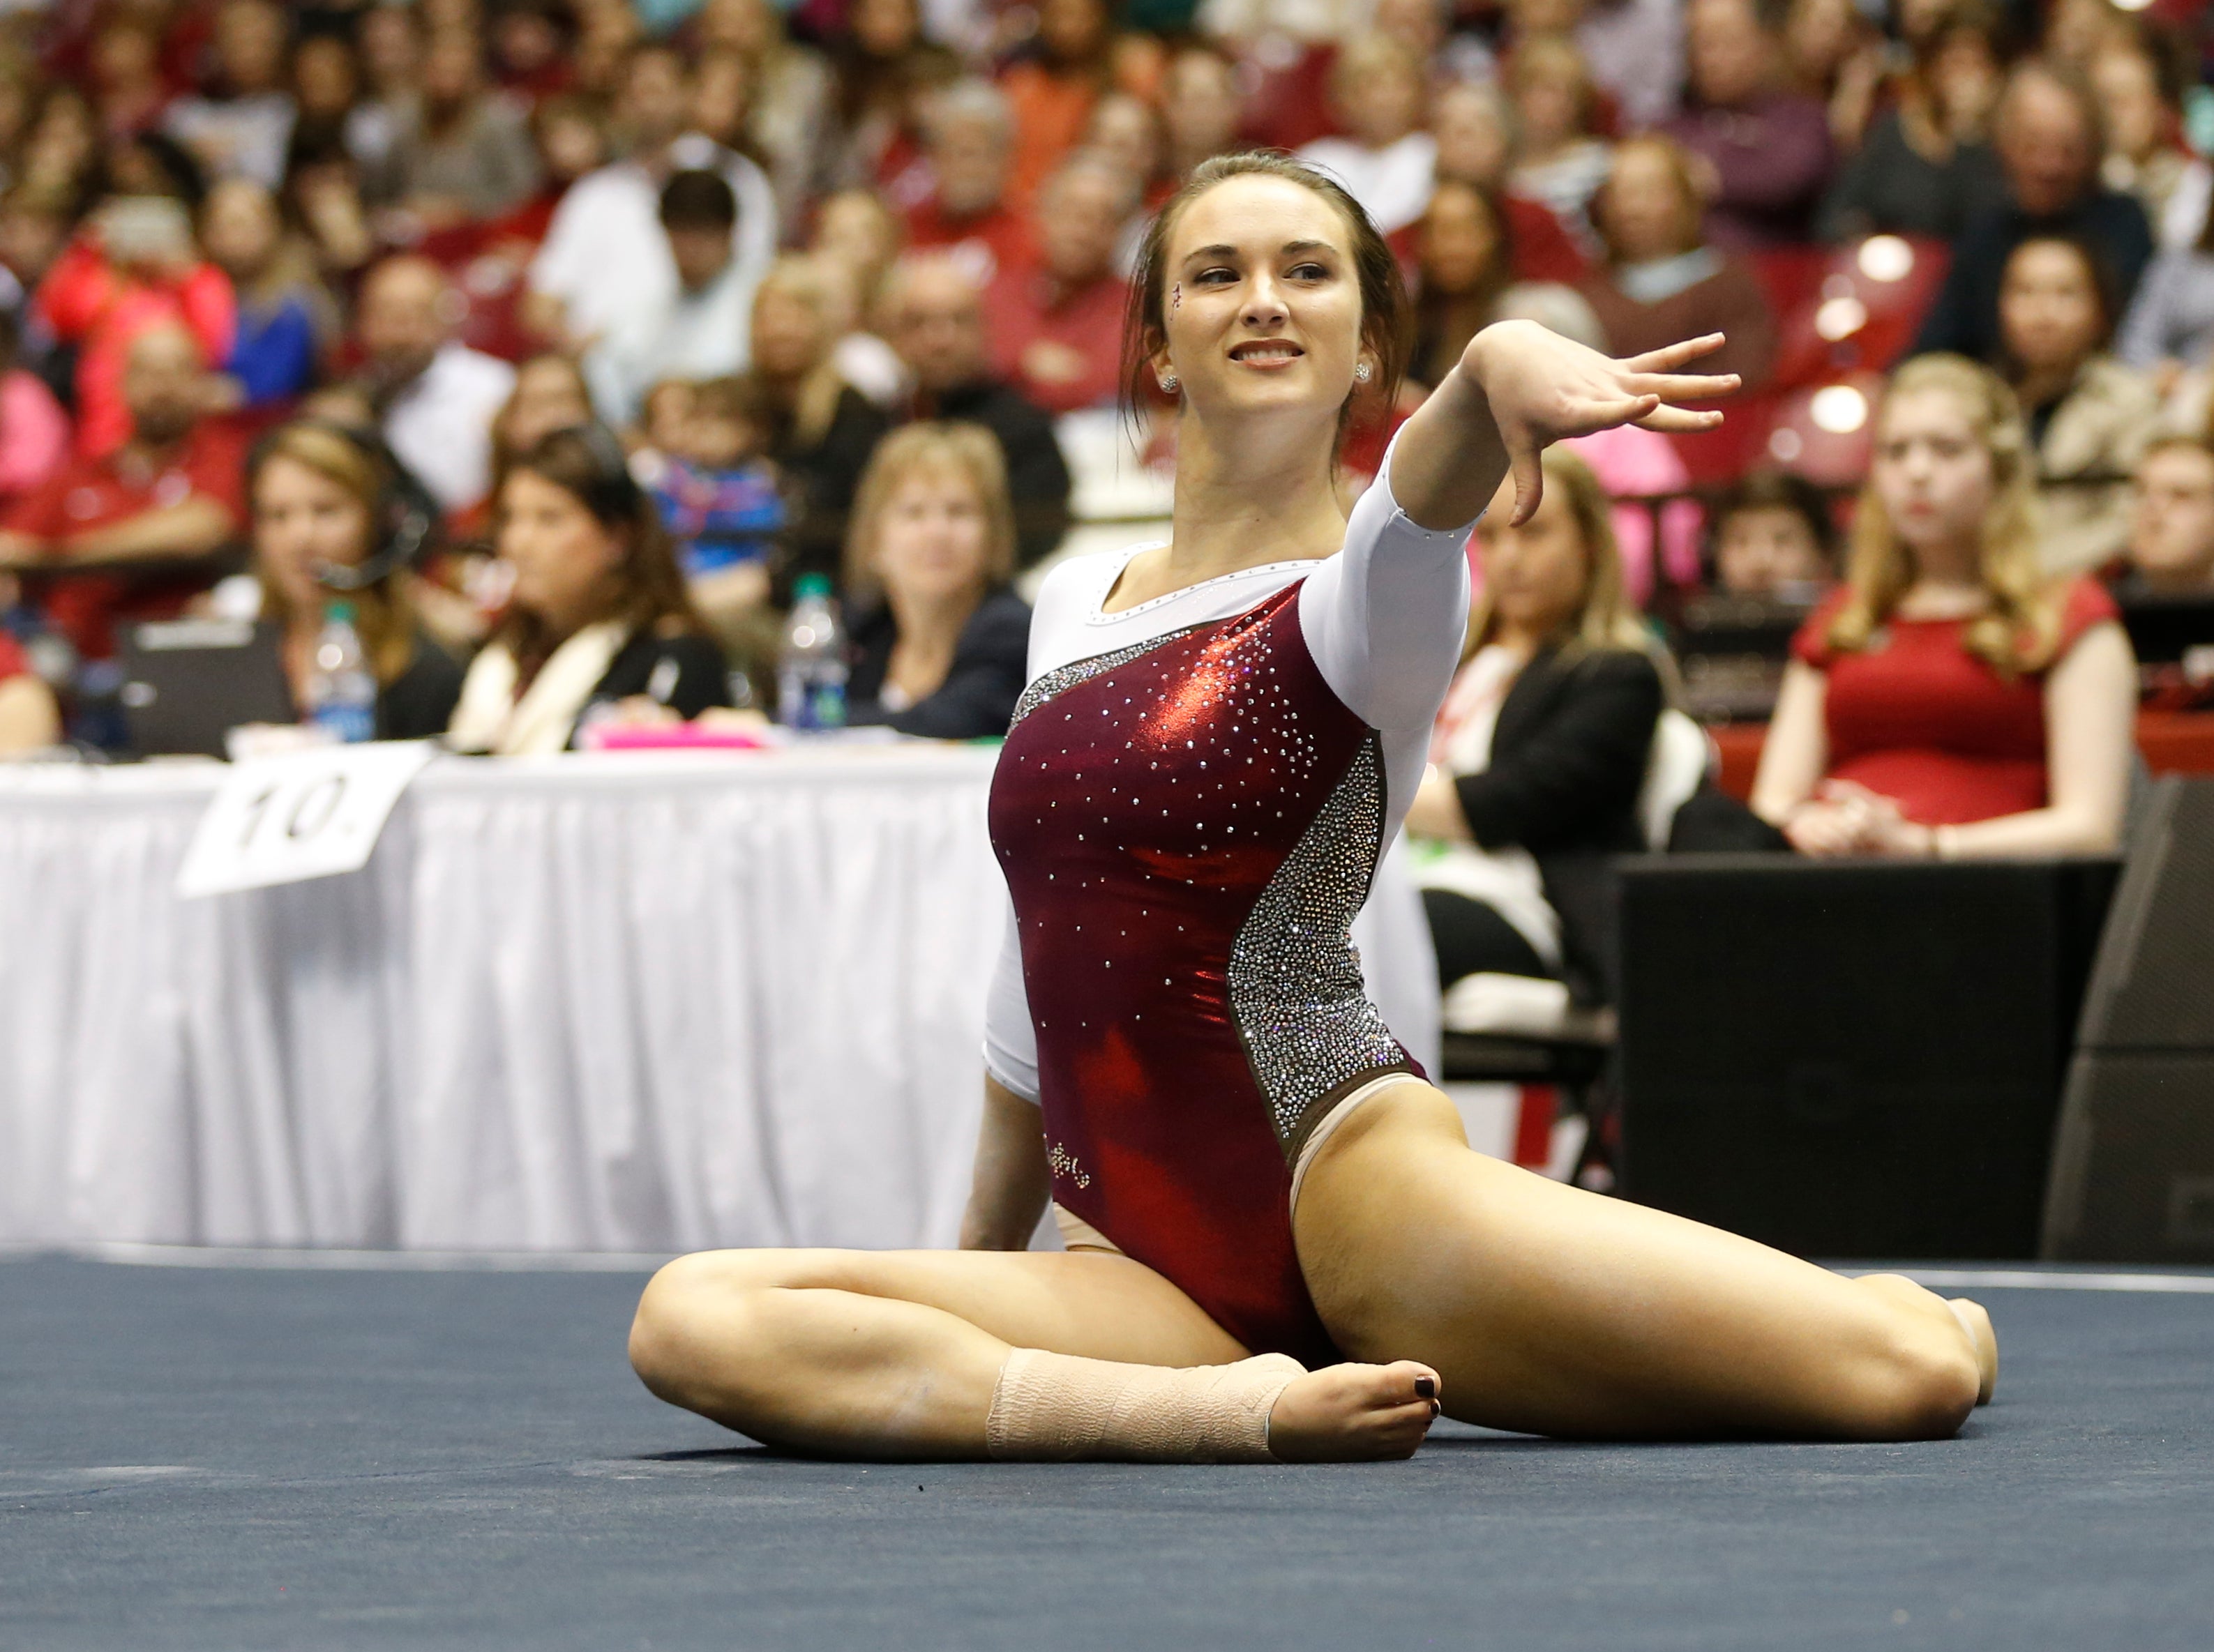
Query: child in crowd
1710,470,1838,600
637,374,785,672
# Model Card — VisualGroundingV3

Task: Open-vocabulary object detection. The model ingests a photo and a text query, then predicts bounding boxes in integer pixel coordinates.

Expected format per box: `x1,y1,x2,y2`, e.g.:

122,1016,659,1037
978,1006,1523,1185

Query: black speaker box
1616,856,2118,1259
2042,779,2214,1262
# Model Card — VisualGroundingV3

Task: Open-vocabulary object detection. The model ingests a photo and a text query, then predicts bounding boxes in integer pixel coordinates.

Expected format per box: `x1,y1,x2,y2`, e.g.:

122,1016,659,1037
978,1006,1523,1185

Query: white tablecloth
0,748,1440,1252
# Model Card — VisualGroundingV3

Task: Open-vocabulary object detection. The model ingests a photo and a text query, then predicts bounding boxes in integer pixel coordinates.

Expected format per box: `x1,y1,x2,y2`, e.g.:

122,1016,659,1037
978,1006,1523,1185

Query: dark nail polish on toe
1414,1376,1436,1400
1429,1400,1441,1420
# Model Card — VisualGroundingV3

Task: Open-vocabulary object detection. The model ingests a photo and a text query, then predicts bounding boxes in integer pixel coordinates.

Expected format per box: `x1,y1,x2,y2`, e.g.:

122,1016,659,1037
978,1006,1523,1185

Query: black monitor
2118,591,2214,667
1616,856,2118,1259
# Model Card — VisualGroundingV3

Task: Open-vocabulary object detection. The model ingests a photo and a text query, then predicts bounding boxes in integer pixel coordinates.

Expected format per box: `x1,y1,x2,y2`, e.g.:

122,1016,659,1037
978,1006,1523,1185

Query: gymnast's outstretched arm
1302,322,1738,736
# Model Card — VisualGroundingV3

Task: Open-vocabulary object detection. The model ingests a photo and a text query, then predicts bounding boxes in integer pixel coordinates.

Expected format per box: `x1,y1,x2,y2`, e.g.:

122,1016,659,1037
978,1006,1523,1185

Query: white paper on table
175,741,439,898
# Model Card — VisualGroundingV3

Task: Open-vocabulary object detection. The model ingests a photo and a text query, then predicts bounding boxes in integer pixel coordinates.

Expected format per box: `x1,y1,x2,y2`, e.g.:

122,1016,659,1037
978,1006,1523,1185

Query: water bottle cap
793,574,834,601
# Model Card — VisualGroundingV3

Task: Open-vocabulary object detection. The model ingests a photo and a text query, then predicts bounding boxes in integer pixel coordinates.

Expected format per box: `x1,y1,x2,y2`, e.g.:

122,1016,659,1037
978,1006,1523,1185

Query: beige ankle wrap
984,1349,1306,1464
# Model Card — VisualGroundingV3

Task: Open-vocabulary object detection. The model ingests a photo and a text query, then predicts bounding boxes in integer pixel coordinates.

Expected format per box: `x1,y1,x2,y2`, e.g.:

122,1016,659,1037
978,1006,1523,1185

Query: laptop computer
116,619,297,758
1669,593,1816,724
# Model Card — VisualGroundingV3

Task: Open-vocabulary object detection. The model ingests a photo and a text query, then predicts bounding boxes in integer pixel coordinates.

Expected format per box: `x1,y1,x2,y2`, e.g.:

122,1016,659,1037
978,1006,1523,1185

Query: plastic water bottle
304,600,377,744
776,575,847,733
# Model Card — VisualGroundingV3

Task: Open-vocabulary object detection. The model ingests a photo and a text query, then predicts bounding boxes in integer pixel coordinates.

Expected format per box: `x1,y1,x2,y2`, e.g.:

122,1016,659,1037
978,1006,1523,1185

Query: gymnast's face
1151,174,1369,427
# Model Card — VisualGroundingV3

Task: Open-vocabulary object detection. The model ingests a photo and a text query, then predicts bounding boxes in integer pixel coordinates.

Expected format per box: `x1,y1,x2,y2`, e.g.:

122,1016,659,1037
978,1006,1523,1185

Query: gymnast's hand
1463,321,1740,525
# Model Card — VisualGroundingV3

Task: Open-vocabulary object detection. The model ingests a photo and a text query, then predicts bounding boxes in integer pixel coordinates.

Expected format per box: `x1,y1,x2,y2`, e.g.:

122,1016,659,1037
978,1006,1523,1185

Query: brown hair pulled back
1121,151,1413,441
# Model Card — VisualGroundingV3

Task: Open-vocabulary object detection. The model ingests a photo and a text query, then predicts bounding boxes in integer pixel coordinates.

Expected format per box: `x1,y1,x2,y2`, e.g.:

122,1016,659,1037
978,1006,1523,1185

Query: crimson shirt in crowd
8,424,249,660
34,241,236,460
1791,578,2121,826
986,266,1129,415
903,197,1037,289
0,630,27,682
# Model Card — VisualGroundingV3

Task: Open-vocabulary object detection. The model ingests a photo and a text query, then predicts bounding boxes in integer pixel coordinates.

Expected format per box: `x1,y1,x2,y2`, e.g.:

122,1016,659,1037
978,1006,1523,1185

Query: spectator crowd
0,0,2206,787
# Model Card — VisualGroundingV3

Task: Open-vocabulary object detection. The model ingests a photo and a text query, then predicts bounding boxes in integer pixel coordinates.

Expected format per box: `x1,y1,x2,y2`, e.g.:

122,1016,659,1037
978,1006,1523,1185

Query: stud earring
1355,361,1373,384
1159,374,1179,393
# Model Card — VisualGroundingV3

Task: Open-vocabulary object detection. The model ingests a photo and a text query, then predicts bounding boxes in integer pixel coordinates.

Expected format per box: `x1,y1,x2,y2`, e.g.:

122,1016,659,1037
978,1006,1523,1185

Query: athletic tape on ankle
984,1348,1306,1464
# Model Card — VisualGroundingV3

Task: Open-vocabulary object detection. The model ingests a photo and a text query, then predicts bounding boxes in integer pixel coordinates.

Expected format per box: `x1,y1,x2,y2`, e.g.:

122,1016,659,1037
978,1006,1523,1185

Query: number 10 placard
176,741,440,899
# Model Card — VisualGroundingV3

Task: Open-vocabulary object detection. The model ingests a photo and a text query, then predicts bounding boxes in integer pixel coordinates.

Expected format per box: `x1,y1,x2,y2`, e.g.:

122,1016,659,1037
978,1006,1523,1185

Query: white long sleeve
981,895,1041,1102
1297,431,1477,736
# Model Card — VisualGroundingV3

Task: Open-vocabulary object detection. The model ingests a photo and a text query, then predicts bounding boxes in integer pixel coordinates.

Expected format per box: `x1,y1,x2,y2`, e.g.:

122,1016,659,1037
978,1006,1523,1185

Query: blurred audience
2117,436,2214,600
843,422,1030,738
1753,354,2136,856
1818,0,2004,243
1565,0,1691,132
1408,180,1516,391
0,308,70,510
2089,26,2192,245
1426,82,1590,286
1580,135,1777,389
382,26,541,234
1297,36,1436,236
1505,33,1613,256
1915,61,2154,363
879,254,1071,566
526,43,776,371
744,253,892,587
163,0,295,190
0,0,2196,774
0,585,60,752
639,372,784,651
903,78,1031,287
988,151,1132,415
246,420,465,740
1662,0,1833,248
356,254,517,517
0,322,245,661
36,191,234,460
1403,447,1669,994
999,0,1120,210
1996,233,2157,574
1710,469,1837,598
200,177,335,410
586,168,759,424
448,424,728,754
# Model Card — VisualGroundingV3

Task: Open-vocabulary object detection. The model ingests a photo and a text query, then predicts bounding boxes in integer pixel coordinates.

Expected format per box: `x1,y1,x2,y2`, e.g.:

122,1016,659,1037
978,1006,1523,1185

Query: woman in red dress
1753,354,2137,858
628,155,1995,1464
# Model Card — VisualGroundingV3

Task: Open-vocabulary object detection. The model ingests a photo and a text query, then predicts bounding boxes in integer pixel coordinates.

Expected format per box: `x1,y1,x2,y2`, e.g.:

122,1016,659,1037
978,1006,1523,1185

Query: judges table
0,746,1440,1254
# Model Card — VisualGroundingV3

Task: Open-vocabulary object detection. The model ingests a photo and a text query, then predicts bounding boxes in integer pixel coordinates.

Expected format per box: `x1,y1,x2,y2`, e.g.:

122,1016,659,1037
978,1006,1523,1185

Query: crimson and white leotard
984,439,1475,1364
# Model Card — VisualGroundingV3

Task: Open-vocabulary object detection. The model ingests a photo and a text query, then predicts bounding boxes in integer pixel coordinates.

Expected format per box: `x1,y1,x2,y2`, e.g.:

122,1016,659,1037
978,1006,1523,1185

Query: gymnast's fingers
1622,333,1728,373
1626,370,1742,403
1633,403,1729,432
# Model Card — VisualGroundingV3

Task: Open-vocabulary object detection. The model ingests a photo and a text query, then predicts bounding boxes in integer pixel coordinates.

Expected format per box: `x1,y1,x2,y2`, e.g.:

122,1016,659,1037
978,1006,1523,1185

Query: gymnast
628,153,1998,1464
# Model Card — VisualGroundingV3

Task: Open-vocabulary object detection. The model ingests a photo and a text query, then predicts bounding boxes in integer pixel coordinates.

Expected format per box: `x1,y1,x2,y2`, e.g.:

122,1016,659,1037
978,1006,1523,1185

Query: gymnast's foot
1267,1361,1443,1462
1949,1299,1998,1406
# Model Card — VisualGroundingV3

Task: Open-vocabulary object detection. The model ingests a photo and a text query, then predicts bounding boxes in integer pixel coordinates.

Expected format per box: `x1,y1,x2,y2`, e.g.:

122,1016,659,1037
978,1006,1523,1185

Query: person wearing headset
247,419,467,741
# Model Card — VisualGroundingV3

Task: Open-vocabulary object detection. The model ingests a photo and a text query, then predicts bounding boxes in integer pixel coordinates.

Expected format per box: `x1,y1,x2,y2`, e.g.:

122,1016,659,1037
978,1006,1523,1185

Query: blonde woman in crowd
1753,354,2136,858
842,422,1031,738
